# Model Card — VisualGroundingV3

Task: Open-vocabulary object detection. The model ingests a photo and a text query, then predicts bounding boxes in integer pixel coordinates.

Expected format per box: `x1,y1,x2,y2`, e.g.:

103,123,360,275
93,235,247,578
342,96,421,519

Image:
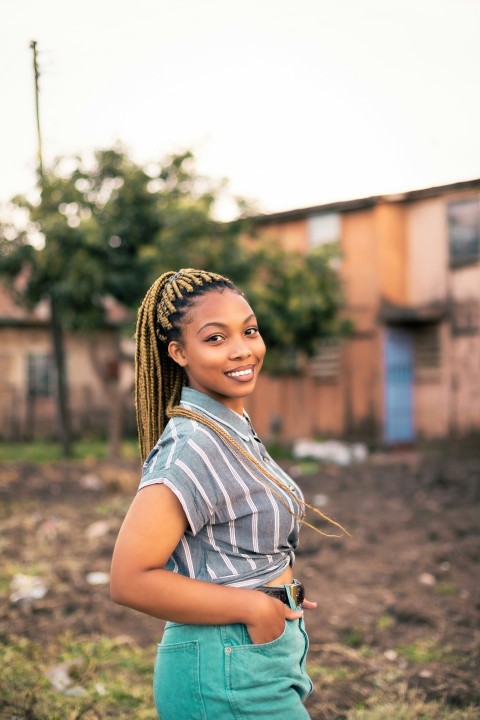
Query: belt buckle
290,582,304,606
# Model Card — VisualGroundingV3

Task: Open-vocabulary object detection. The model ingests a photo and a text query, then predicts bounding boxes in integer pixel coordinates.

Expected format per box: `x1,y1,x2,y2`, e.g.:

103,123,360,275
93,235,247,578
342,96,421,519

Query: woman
110,268,343,719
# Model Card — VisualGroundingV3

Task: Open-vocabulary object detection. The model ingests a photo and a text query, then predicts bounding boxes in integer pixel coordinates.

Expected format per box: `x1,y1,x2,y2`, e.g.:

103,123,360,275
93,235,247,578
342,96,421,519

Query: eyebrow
197,313,256,334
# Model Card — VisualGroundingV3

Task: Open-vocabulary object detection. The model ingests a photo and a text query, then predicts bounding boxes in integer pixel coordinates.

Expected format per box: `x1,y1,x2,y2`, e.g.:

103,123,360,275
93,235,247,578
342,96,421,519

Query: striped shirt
139,387,304,588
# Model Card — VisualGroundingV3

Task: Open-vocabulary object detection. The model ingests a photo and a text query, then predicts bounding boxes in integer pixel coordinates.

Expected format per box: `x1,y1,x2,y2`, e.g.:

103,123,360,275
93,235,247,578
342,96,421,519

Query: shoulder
141,416,223,480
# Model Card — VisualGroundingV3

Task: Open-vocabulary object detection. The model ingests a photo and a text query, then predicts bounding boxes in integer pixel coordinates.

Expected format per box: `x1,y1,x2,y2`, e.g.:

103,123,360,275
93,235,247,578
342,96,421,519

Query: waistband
256,580,304,609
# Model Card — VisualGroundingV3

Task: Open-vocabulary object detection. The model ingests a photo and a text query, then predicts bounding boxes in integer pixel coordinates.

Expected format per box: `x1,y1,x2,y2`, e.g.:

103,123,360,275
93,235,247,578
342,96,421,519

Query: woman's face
168,289,266,414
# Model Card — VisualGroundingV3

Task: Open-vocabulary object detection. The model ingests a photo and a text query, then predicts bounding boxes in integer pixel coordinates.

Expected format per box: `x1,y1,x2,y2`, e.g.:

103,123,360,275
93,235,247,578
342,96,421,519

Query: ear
168,341,187,367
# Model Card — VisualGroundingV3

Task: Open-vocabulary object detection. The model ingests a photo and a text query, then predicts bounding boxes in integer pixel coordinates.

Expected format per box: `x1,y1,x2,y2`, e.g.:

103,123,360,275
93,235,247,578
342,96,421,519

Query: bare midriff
264,564,294,587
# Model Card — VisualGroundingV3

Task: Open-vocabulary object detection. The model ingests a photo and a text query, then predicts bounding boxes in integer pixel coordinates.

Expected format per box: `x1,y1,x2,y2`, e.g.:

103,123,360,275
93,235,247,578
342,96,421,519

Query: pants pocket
153,640,207,720
225,620,312,719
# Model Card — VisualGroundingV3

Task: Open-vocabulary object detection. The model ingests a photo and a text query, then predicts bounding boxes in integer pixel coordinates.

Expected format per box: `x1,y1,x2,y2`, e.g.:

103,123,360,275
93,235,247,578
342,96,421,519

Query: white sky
1,0,480,217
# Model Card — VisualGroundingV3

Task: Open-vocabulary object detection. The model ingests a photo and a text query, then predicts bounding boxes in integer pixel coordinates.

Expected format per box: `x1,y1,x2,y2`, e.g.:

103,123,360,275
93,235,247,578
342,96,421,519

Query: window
448,199,480,266
414,325,440,368
307,213,340,250
413,325,441,382
27,354,55,397
452,301,480,336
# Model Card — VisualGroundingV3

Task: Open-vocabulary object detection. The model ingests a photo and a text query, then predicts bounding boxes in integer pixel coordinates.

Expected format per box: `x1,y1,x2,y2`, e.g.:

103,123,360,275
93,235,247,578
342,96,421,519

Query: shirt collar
179,387,251,442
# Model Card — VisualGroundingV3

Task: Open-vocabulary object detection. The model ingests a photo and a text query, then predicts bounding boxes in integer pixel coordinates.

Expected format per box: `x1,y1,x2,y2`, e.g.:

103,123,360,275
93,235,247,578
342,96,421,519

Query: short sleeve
138,420,224,535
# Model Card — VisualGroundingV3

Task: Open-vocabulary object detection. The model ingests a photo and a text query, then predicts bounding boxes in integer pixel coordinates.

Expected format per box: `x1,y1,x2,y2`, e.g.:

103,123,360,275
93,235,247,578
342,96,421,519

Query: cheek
195,346,224,367
257,337,267,361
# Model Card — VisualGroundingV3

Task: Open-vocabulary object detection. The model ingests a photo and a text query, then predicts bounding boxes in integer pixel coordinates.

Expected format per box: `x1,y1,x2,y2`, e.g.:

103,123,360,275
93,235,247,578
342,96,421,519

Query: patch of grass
295,460,321,475
396,638,456,665
265,442,294,460
94,497,131,517
341,625,366,649
1,560,48,586
0,439,139,463
307,662,352,682
358,645,375,658
347,699,479,719
434,581,456,596
0,634,157,720
377,614,395,631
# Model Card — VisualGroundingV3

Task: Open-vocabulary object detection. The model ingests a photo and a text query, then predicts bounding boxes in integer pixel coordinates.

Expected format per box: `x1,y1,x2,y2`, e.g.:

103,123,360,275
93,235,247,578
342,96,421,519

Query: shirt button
262,455,270,463
225,647,232,654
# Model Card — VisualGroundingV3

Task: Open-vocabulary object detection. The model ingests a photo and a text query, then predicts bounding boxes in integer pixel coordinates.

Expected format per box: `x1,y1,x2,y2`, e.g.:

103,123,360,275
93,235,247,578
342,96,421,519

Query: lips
225,365,255,380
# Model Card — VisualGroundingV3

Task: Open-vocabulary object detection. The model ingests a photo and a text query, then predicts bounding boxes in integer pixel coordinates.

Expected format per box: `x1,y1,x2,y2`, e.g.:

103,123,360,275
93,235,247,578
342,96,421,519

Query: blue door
384,327,414,443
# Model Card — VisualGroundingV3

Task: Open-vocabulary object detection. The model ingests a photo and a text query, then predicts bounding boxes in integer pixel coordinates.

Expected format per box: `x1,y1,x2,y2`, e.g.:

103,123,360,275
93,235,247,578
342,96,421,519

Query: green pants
153,615,312,719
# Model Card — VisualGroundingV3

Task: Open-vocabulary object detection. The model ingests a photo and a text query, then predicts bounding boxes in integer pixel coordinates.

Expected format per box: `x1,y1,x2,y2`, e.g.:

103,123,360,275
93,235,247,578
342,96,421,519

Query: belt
257,581,305,607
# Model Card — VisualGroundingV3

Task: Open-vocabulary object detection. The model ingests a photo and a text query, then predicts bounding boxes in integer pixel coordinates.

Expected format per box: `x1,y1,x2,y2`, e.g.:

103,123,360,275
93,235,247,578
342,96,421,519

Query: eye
245,326,259,336
205,333,224,343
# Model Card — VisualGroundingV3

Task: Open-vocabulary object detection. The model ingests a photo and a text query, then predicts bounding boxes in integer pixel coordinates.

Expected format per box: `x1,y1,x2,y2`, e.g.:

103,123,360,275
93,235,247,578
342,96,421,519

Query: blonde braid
135,269,237,461
168,406,349,538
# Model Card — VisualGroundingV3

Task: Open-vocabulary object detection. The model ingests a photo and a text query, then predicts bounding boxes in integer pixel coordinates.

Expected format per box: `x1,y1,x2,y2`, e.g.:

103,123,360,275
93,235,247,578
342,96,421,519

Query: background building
246,179,480,445
2,179,479,447
0,286,132,441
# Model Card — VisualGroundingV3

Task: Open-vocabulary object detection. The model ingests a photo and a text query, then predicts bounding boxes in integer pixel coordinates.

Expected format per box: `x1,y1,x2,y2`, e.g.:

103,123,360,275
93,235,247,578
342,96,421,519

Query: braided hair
135,268,347,537
135,269,241,461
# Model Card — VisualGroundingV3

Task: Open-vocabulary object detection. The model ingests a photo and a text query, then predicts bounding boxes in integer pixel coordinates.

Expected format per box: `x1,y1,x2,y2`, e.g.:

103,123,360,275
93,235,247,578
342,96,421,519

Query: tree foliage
0,145,346,371
246,240,347,372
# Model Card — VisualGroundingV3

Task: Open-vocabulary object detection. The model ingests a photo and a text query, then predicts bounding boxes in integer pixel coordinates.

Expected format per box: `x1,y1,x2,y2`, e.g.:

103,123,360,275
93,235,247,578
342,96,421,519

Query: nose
229,337,252,360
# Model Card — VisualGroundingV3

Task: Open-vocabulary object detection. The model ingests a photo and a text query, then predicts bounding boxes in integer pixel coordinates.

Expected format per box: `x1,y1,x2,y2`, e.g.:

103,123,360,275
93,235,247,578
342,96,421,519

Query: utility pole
30,41,44,181
30,40,71,457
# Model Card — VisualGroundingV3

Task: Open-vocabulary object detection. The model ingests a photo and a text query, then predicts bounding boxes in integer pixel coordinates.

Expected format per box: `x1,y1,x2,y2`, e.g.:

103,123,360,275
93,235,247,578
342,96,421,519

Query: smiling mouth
225,367,254,379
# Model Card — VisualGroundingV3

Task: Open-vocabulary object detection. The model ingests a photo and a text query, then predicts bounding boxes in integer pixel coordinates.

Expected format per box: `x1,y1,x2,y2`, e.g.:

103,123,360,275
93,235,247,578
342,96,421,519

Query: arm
110,484,303,644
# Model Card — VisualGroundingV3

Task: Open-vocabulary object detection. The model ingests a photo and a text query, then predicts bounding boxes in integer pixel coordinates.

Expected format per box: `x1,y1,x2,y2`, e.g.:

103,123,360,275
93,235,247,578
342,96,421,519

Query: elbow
109,577,127,606
109,567,136,607
109,550,137,606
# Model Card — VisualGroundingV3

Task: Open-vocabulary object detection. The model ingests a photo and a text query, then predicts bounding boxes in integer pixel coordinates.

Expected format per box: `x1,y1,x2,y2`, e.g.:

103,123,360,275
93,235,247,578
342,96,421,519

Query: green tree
0,145,346,453
245,240,348,373
0,147,160,456
0,147,253,456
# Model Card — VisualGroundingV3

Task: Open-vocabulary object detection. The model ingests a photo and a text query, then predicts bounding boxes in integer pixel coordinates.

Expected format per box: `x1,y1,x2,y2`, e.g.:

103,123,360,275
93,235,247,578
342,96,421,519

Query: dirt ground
0,449,479,718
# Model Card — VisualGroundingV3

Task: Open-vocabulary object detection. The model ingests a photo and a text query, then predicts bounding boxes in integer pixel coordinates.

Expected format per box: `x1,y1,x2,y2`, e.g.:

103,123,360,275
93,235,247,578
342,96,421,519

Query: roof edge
255,177,480,224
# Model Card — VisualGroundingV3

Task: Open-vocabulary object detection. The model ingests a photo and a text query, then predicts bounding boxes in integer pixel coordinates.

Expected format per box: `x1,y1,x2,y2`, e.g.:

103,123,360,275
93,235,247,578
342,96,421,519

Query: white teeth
226,368,253,378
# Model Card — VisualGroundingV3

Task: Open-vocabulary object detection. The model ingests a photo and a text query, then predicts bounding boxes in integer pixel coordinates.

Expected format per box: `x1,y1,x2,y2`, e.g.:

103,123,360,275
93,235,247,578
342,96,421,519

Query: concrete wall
406,198,448,305
449,257,480,435
405,192,480,439
413,322,450,439
450,333,480,434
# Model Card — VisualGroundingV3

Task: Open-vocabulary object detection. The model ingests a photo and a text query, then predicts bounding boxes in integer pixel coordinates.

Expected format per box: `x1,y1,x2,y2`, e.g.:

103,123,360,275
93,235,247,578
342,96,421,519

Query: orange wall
406,198,448,305
245,374,344,442
450,334,480,433
374,203,408,305
344,336,382,437
0,325,121,439
341,210,379,311
256,219,308,254
413,322,450,439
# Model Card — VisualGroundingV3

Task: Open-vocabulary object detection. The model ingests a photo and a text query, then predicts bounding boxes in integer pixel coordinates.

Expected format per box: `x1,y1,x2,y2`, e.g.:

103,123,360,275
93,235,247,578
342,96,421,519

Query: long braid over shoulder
135,269,241,461
169,405,348,538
